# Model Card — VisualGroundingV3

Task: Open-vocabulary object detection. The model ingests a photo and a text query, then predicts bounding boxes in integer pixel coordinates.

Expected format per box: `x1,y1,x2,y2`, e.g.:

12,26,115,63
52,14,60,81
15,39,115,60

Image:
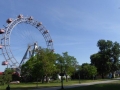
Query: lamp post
79,70,80,83
61,65,64,90
6,62,10,90
60,64,64,89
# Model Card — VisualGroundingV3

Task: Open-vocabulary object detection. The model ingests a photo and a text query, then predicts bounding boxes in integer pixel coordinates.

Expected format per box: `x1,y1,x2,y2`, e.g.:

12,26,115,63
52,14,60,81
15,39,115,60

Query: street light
59,64,64,89
79,70,80,83
6,63,11,90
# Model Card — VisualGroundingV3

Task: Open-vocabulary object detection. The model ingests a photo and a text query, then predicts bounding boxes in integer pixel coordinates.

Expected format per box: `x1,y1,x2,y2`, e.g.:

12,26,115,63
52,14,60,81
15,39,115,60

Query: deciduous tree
90,39,120,78
55,52,78,82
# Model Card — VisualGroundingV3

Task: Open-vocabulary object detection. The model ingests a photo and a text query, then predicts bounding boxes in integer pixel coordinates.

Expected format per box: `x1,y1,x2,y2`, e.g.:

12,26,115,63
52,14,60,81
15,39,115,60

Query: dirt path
32,79,119,90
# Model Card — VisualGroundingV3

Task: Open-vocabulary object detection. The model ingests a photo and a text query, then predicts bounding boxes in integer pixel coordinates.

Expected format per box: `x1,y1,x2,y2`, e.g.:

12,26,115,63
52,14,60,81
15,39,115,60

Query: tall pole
6,63,10,90
79,70,80,83
61,65,64,89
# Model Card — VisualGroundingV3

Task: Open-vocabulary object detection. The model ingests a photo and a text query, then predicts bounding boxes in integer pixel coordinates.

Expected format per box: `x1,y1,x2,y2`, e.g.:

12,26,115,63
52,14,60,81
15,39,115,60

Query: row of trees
90,39,120,78
21,48,99,82
1,39,120,84
17,39,120,82
21,48,79,83
1,49,98,85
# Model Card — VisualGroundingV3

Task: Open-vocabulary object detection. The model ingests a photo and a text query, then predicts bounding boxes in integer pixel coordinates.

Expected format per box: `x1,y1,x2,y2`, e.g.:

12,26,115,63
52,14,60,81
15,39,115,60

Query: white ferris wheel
0,14,54,71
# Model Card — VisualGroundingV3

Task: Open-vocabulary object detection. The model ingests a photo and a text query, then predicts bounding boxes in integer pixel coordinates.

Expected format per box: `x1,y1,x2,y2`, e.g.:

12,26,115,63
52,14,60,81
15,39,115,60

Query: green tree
110,42,120,77
90,53,109,78
90,39,120,78
56,52,78,82
3,68,13,85
21,57,35,82
80,63,97,79
21,48,56,84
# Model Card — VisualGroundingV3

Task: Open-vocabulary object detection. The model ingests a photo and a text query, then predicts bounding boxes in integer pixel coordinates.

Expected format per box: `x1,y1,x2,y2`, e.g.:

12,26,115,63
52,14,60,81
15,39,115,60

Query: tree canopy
21,50,78,83
78,63,97,79
90,39,120,78
21,48,56,83
55,52,78,82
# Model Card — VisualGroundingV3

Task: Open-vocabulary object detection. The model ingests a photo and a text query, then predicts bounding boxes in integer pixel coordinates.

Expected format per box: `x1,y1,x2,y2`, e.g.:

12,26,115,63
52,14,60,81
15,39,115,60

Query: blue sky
0,0,120,71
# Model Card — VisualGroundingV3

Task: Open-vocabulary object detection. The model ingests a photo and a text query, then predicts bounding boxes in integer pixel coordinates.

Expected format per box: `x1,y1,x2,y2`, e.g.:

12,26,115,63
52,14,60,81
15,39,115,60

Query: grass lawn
0,79,118,90
65,81,120,90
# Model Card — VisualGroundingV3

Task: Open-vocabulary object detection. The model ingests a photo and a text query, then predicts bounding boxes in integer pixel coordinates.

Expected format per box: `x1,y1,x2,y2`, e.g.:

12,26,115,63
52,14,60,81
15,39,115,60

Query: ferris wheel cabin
2,61,8,65
37,22,42,27
43,30,49,34
0,29,5,34
28,16,33,20
49,39,53,43
0,45,2,49
18,14,23,19
6,18,12,23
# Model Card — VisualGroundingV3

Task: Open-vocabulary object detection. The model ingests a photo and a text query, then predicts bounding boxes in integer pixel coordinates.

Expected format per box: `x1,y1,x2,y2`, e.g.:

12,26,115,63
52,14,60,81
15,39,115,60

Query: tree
21,57,35,82
90,39,120,78
90,53,110,78
55,52,78,82
21,48,57,84
0,69,13,85
80,63,97,79
110,42,120,78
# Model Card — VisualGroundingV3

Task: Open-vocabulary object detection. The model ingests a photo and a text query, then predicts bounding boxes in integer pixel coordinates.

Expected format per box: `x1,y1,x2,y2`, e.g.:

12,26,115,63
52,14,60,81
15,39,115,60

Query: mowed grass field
65,81,120,90
0,79,120,90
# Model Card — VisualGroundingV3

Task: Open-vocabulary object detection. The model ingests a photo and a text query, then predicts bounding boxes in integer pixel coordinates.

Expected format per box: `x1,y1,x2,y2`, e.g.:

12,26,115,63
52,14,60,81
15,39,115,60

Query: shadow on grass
11,86,59,90
65,83,120,90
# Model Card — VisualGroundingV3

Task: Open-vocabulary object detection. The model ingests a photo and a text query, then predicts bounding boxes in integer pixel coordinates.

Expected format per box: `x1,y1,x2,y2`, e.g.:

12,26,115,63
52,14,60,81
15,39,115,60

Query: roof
0,72,3,75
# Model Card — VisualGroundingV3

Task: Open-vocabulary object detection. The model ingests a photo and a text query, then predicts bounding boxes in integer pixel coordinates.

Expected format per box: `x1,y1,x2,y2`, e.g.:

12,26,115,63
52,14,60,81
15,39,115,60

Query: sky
0,0,120,71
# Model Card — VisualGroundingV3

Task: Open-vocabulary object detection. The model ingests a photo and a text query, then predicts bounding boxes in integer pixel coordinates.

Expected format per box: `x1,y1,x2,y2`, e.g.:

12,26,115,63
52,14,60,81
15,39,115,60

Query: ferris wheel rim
0,14,54,68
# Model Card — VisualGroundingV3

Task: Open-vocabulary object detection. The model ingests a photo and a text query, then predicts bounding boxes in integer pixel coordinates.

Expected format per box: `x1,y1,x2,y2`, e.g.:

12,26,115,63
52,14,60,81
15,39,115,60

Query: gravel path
32,79,119,90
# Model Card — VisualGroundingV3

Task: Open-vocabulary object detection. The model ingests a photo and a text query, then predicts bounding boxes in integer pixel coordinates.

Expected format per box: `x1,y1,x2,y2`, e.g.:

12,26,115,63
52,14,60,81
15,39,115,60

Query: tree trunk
36,78,38,87
101,73,104,79
111,72,115,78
65,75,68,82
42,76,44,83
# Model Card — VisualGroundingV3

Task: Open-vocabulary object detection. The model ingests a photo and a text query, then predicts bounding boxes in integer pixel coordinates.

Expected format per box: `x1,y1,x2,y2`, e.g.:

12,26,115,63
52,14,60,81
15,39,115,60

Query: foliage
55,52,79,82
21,50,79,83
90,39,120,78
4,68,14,84
21,48,57,83
79,63,97,79
0,68,14,85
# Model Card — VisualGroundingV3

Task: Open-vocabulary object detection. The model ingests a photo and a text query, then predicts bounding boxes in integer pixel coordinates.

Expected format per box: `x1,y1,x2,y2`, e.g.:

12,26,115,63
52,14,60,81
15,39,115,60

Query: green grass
0,79,118,90
65,81,120,90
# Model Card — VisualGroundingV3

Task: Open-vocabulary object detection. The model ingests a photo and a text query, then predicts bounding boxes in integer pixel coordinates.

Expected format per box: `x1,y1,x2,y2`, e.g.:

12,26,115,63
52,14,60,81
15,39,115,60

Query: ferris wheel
0,14,54,70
